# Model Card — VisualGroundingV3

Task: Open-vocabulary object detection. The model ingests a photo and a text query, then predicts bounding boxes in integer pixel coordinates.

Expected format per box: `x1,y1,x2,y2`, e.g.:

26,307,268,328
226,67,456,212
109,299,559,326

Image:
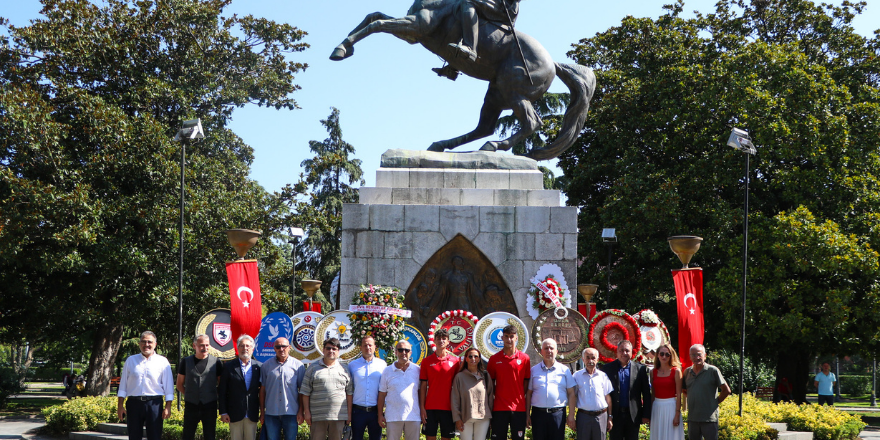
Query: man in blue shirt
348,336,387,440
526,339,576,440
260,337,306,440
814,363,836,406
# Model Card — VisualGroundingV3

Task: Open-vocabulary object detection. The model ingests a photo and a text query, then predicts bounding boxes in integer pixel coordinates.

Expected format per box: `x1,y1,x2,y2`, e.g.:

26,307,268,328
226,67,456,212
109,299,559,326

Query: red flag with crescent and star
226,260,263,355
672,268,704,369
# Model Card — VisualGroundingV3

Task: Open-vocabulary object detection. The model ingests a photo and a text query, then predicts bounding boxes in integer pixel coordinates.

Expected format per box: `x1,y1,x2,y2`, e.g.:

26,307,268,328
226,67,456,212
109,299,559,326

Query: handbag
341,424,352,440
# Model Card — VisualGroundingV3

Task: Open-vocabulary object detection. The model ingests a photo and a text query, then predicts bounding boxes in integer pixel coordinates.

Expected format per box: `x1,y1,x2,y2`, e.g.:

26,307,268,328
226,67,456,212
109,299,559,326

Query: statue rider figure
433,0,521,80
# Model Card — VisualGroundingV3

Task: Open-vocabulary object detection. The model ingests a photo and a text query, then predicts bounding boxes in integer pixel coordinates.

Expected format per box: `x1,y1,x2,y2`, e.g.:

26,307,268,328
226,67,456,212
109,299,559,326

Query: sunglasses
274,345,290,349
658,352,671,358
397,348,411,353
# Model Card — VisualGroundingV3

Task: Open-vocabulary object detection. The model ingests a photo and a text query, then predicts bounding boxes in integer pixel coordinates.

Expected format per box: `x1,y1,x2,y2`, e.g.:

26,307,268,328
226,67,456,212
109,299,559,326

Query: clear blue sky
4,1,878,192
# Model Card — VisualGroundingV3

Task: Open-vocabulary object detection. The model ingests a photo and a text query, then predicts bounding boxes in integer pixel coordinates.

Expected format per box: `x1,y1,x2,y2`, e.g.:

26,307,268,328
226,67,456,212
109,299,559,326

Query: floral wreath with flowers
526,263,572,319
587,309,642,363
632,309,671,363
350,284,408,354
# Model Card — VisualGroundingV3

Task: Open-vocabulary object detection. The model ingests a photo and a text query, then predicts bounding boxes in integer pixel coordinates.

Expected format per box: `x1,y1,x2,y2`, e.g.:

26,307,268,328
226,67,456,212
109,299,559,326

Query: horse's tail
527,63,596,161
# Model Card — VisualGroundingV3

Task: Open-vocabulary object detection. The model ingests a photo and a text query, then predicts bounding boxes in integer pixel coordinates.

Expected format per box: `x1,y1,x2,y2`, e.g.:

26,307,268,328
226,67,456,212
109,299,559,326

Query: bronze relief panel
403,234,517,336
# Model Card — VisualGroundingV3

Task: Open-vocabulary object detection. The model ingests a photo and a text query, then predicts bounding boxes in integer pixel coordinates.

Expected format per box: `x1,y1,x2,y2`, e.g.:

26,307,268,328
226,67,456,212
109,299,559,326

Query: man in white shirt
117,331,175,440
526,339,576,440
349,336,387,440
378,340,422,440
573,348,613,440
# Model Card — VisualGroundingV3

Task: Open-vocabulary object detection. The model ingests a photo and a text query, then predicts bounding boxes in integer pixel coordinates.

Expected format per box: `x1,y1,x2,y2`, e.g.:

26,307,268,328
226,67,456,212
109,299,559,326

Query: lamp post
173,118,204,410
727,127,756,417
289,227,304,315
872,357,876,407
602,228,617,308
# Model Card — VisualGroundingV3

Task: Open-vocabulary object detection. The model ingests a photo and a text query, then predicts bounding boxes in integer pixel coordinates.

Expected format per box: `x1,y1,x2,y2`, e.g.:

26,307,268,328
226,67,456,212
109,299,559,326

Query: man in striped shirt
301,338,354,440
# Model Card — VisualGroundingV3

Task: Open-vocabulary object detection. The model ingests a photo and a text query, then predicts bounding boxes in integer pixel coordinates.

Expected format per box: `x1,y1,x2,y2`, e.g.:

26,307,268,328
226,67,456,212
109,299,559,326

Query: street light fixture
289,227,304,315
602,228,617,308
728,127,756,417
173,118,204,410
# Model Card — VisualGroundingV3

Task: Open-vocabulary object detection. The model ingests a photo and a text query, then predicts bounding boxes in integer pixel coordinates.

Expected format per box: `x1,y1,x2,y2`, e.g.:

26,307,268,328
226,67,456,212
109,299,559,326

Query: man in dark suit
600,340,651,440
220,335,262,440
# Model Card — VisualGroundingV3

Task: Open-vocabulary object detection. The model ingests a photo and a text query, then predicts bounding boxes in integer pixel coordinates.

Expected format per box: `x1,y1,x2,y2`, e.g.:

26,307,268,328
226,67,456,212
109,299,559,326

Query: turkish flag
226,260,263,355
673,268,704,369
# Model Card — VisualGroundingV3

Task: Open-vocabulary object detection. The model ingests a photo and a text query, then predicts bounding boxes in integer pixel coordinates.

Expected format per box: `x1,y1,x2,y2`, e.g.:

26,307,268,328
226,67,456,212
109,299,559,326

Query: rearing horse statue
330,0,596,161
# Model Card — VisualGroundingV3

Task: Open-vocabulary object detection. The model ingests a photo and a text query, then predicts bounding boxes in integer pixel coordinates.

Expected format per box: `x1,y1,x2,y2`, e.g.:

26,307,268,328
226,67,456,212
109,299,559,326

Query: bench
110,377,121,392
755,386,774,400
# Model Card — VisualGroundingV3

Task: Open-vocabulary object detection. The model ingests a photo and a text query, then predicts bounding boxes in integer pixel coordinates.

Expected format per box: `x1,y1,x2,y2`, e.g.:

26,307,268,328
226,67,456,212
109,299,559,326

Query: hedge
43,393,864,440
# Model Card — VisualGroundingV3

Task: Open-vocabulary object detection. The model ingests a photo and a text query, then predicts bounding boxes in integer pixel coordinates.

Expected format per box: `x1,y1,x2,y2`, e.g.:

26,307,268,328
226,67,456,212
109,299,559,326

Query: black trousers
183,400,218,440
608,411,640,440
491,411,527,440
530,408,566,440
126,397,164,440
351,406,382,440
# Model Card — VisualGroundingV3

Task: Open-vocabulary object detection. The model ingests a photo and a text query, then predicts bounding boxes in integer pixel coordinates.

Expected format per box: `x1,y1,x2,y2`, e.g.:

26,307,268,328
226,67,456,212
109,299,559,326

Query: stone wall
340,153,579,353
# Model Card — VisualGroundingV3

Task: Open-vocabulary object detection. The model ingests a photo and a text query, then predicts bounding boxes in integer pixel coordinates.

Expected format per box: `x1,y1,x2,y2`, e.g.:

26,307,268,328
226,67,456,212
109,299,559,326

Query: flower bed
710,393,865,440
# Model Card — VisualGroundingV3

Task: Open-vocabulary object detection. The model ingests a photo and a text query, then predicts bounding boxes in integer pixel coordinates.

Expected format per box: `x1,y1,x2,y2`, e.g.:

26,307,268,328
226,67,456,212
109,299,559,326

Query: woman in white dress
649,343,684,440
378,340,422,440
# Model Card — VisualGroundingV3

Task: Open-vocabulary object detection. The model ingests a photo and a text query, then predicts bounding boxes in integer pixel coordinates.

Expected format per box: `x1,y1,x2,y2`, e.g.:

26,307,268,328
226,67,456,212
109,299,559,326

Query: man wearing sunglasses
379,341,421,440
260,337,307,440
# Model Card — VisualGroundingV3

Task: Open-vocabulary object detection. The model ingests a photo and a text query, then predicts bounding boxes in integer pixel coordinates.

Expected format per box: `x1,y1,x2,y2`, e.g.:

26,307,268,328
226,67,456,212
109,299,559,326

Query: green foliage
0,0,307,393
838,375,872,397
0,369,25,410
562,0,880,401
711,349,775,392
42,396,117,434
281,107,364,311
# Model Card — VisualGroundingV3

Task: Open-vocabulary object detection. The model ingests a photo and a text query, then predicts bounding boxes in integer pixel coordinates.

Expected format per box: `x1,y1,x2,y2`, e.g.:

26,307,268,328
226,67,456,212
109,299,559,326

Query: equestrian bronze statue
330,0,596,160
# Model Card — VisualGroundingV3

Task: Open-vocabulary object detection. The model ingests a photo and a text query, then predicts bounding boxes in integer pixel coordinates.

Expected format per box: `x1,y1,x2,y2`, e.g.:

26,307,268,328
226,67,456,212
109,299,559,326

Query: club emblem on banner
213,323,232,346
195,309,236,360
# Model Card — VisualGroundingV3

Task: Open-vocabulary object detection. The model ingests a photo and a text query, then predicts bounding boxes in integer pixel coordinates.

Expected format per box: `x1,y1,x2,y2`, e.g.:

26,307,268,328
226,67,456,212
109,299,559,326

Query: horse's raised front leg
480,97,542,152
428,87,504,152
330,14,420,61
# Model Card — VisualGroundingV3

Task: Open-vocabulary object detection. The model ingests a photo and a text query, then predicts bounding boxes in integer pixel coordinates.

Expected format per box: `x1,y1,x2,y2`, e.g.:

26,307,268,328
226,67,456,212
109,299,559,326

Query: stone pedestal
340,150,579,355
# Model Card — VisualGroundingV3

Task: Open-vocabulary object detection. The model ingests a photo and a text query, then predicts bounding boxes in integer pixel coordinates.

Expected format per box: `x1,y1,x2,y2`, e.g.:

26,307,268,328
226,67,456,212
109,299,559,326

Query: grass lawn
0,397,65,417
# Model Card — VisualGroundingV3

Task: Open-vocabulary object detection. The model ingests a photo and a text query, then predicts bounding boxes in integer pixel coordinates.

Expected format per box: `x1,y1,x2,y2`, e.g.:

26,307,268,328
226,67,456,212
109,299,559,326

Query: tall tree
562,0,880,401
0,0,307,395
282,107,363,310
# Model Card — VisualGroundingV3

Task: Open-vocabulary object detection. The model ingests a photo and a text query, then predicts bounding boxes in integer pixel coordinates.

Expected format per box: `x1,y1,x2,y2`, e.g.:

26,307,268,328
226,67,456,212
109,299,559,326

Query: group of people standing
116,329,732,440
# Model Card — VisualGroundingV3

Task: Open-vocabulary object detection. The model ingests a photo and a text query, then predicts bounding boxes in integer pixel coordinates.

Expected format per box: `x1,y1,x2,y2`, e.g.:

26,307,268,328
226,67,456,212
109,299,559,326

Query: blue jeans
265,414,299,440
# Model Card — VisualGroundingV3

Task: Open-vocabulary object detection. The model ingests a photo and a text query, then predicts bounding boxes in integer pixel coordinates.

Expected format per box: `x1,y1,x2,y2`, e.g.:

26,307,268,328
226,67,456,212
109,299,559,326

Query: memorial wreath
526,263,572,319
587,309,642,363
350,284,408,351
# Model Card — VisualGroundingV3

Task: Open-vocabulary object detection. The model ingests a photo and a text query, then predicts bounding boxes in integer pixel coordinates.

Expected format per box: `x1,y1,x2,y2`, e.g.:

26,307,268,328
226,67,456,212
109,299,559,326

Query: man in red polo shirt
488,325,531,440
419,329,460,440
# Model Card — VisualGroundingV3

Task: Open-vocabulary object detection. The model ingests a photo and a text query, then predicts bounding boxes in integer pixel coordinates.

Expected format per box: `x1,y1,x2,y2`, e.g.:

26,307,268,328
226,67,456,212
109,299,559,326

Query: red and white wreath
587,309,642,363
427,310,479,356
526,264,572,319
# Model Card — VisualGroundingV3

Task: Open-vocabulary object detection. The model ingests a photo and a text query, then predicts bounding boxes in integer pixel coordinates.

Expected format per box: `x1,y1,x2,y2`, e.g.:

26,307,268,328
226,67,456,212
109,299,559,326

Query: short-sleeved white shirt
573,368,613,411
379,362,421,422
